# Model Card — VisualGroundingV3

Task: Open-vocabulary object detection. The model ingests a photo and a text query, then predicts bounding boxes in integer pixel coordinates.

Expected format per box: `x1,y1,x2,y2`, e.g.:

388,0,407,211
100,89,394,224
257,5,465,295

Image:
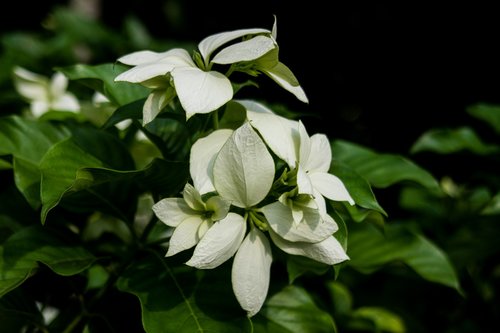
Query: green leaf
101,99,144,129
347,223,462,293
410,127,499,155
466,103,500,133
349,307,405,333
330,162,387,216
255,285,337,333
0,116,71,208
79,158,188,198
57,63,149,106
0,288,44,332
0,225,95,297
481,192,500,215
117,253,250,333
39,127,135,223
333,140,440,191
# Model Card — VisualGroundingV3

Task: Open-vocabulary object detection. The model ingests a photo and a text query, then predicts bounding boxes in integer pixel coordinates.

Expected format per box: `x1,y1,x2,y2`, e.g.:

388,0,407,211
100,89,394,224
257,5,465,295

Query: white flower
186,122,276,316
115,17,307,123
12,66,80,117
295,121,355,215
152,183,230,256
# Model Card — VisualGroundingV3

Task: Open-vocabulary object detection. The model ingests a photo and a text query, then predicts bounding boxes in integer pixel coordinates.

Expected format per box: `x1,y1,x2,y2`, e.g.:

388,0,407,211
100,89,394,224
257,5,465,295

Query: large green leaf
347,223,462,293
0,225,95,297
57,63,149,106
330,162,386,216
0,116,70,208
410,127,499,155
116,253,250,333
39,127,135,223
332,140,440,191
254,285,337,333
466,103,500,134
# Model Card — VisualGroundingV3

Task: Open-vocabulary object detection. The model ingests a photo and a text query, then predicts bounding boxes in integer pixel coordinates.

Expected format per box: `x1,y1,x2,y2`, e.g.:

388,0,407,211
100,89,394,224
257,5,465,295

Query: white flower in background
152,183,230,256
115,17,307,123
12,66,80,117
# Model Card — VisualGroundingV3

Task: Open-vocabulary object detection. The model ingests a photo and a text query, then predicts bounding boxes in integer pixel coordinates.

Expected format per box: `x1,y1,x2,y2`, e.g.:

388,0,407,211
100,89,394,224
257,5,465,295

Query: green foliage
0,3,497,333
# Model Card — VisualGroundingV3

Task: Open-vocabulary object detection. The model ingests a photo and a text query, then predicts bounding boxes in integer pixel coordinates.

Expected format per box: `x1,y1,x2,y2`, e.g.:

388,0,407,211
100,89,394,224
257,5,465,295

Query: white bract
115,17,307,123
152,183,230,256
12,66,80,117
156,114,353,317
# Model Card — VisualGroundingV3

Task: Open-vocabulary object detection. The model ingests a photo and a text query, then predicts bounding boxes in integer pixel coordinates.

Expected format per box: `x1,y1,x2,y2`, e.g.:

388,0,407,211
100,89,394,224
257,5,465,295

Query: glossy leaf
39,127,135,223
333,140,440,191
466,103,500,133
0,225,95,297
255,285,337,333
117,253,250,333
330,161,387,216
410,127,499,155
347,223,462,293
0,116,70,208
57,63,149,106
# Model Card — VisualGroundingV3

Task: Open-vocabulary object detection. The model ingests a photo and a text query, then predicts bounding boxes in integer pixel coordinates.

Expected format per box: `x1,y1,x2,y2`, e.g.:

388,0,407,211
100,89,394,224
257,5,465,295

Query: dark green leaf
410,127,499,155
333,140,440,191
466,103,500,133
255,285,337,333
57,63,149,106
0,288,44,332
347,223,462,293
117,252,250,333
39,127,135,223
0,116,70,208
330,162,387,216
348,307,405,333
0,225,95,297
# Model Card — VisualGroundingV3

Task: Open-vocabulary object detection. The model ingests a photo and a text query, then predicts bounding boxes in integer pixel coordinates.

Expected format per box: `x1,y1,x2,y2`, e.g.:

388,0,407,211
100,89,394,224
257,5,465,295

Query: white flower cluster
115,17,308,123
116,19,354,317
153,100,354,316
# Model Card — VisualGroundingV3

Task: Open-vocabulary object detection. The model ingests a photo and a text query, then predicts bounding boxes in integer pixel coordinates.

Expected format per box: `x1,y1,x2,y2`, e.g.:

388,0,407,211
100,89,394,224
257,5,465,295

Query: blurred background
2,1,499,154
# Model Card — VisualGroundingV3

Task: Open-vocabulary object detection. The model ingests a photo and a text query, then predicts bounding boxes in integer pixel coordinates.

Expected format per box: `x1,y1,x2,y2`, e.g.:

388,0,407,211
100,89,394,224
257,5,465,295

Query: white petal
240,99,299,167
13,67,48,101
115,63,175,83
297,166,314,195
186,212,246,269
298,121,311,166
171,67,233,118
118,48,195,66
49,72,69,97
152,197,197,227
205,196,231,221
306,134,332,173
261,202,337,243
198,28,270,63
182,183,206,211
269,230,349,265
310,172,355,205
52,94,80,112
31,101,49,117
213,123,275,208
263,62,308,103
271,15,278,41
190,129,233,195
212,35,276,65
142,88,173,125
166,216,205,256
118,50,171,65
232,228,272,317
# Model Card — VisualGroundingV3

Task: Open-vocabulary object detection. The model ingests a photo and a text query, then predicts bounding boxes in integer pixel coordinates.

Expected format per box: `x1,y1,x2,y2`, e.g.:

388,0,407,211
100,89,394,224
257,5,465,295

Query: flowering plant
0,8,470,333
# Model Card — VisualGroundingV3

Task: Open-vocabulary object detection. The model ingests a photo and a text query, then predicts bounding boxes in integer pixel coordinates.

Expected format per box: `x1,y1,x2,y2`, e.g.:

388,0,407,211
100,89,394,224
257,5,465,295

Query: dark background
2,1,499,153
